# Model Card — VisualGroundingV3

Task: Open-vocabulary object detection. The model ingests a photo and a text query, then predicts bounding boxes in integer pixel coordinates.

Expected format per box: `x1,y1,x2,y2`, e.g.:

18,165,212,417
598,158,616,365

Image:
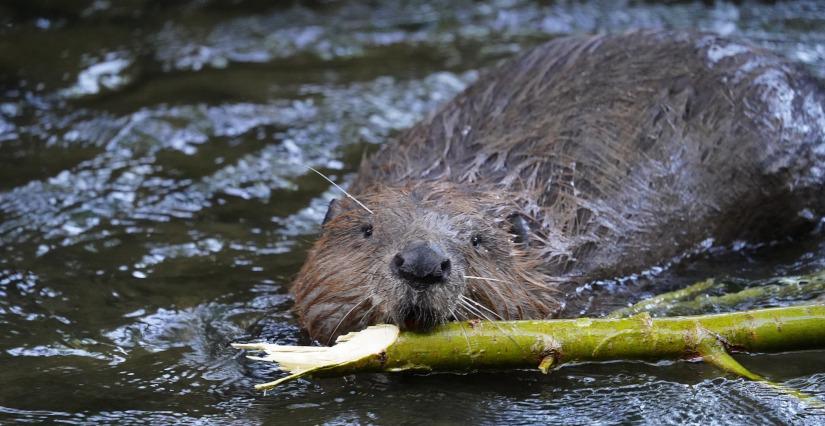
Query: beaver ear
507,213,532,246
322,199,343,225
322,198,355,225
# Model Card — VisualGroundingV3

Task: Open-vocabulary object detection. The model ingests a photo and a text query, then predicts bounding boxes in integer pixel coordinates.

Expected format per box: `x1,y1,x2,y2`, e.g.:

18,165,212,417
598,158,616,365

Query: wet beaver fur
292,31,825,343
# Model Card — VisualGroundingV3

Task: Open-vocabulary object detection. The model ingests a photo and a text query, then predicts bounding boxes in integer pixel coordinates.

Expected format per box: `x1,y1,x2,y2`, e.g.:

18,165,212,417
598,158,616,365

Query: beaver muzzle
391,240,451,291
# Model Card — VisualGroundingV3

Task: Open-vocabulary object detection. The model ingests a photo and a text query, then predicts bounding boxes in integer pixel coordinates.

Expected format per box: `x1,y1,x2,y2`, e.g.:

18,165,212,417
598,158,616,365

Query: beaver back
353,30,825,282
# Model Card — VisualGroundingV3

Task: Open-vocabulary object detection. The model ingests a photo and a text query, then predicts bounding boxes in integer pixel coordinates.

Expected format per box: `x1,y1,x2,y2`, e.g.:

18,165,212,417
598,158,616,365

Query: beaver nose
392,240,451,290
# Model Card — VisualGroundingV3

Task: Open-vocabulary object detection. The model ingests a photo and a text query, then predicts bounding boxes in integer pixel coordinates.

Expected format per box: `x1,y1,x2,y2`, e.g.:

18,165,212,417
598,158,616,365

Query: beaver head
291,181,560,343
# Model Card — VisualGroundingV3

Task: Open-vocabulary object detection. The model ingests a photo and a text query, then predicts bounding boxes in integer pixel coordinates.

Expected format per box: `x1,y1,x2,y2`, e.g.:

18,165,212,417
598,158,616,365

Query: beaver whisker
326,295,373,345
357,303,378,329
465,283,512,320
448,305,459,321
459,294,504,321
457,298,495,323
457,299,522,350
306,165,373,214
454,304,475,323
463,275,507,283
451,308,474,354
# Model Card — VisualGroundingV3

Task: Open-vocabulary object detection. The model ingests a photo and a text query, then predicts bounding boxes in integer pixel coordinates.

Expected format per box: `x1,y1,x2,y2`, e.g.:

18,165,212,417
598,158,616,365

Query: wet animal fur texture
292,31,825,343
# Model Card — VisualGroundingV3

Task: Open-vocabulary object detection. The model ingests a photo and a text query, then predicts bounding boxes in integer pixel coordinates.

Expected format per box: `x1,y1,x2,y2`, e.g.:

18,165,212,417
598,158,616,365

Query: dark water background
1,1,825,424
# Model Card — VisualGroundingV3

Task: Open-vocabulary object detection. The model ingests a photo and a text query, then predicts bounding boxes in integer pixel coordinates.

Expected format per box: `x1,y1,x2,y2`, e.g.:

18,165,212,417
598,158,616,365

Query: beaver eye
361,224,373,238
471,234,482,247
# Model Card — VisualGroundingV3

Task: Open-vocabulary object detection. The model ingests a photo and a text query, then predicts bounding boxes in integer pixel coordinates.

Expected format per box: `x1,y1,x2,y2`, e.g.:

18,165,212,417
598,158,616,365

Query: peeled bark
234,305,825,391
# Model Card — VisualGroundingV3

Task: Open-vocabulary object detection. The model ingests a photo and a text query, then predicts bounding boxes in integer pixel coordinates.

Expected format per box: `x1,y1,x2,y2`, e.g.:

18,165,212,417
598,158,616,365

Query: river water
1,1,825,424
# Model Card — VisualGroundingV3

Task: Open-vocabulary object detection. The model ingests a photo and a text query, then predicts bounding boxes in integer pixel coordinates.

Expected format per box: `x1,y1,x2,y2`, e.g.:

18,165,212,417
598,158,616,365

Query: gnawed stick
234,305,825,392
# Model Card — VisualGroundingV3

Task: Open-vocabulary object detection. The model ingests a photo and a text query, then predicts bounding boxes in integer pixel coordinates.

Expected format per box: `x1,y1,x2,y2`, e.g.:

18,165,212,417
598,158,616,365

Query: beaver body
293,31,825,343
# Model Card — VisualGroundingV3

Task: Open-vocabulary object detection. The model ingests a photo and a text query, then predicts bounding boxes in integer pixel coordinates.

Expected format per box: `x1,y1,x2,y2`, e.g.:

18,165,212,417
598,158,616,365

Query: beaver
291,30,825,343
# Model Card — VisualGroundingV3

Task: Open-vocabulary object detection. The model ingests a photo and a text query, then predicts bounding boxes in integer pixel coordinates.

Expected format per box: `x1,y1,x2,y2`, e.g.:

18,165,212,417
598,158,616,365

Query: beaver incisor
291,31,825,343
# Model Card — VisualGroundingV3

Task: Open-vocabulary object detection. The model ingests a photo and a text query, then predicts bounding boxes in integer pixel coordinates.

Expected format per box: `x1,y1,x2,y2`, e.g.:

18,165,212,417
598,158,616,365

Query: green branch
234,305,825,392
610,270,825,318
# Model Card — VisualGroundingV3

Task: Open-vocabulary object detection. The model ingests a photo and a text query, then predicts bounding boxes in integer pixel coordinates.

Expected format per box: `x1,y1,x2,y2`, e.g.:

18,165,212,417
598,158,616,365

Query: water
1,1,825,424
